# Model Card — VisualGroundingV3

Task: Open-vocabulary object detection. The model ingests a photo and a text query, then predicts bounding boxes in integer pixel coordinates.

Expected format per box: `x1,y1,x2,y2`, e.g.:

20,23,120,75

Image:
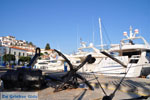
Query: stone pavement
45,71,150,96
37,86,142,100
39,71,150,99
81,73,150,96
0,69,150,100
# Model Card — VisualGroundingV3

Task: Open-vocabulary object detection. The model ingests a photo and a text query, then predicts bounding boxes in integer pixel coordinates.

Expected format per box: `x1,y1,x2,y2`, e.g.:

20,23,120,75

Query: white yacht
34,59,63,70
94,26,150,77
69,42,104,72
34,52,65,71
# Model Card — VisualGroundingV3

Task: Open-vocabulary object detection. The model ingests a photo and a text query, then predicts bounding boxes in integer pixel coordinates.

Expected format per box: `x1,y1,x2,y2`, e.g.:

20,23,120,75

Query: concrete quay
0,69,150,100
42,71,150,99
81,73,150,96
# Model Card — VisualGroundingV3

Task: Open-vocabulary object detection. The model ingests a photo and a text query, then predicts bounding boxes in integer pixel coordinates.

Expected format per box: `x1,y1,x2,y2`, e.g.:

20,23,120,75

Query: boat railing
121,36,150,48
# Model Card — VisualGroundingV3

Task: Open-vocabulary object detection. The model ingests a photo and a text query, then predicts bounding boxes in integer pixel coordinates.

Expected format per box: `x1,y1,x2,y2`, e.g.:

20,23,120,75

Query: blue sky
0,0,150,53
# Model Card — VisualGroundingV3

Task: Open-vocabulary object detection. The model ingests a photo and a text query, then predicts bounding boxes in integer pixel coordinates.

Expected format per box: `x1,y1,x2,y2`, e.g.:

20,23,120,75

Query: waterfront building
0,35,36,65
0,46,35,65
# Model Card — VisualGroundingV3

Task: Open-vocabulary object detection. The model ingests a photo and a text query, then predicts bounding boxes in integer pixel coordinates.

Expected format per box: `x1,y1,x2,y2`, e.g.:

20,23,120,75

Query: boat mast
99,18,103,50
92,17,95,45
77,25,79,51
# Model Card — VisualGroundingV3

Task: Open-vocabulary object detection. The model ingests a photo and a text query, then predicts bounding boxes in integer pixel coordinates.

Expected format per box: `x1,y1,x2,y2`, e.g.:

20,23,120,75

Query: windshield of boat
78,48,95,53
47,60,57,63
110,50,141,58
122,51,141,58
122,37,146,45
38,62,48,65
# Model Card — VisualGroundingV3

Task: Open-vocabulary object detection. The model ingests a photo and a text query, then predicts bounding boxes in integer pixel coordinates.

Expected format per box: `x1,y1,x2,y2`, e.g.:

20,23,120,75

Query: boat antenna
99,18,104,50
129,26,133,38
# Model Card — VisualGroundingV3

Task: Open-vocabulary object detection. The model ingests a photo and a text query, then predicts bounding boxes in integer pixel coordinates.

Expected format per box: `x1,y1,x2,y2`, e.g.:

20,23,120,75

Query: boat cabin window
39,62,48,65
129,59,139,63
122,51,141,58
146,51,150,61
50,60,57,63
110,52,119,56
76,61,80,63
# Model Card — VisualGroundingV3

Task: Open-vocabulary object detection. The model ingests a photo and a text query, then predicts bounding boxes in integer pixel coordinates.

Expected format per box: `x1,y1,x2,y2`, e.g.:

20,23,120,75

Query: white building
0,36,16,46
0,36,37,65
0,46,35,65
0,36,36,50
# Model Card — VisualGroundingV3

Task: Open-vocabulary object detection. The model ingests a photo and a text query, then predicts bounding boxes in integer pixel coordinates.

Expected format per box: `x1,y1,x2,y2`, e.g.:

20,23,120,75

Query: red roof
10,46,32,51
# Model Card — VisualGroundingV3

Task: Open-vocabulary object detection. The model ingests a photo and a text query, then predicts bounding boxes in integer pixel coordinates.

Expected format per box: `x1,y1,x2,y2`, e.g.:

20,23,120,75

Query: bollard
12,65,14,68
64,62,67,72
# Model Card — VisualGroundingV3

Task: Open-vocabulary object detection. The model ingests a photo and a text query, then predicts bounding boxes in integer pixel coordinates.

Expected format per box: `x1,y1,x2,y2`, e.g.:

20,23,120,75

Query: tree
18,56,31,65
45,43,51,50
44,52,48,55
3,54,16,65
40,53,44,56
29,42,33,46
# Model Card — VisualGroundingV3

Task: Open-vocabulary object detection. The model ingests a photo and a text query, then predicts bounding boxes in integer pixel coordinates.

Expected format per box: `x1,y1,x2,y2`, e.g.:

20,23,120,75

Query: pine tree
45,43,50,50
29,42,33,46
